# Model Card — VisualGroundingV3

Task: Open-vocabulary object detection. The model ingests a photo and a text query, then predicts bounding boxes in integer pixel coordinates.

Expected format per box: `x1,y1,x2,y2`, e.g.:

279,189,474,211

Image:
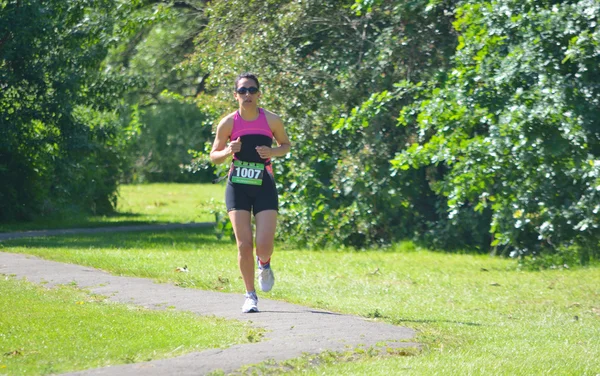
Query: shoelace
246,292,258,301
259,268,272,277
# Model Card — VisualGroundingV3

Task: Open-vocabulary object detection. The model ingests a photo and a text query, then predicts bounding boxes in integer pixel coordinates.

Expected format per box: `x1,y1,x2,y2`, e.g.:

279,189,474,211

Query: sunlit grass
0,183,226,232
115,183,226,224
1,183,599,375
3,229,599,375
0,276,257,375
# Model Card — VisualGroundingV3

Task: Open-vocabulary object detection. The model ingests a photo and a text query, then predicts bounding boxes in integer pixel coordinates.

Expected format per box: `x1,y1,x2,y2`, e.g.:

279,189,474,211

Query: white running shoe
242,292,258,313
258,262,275,292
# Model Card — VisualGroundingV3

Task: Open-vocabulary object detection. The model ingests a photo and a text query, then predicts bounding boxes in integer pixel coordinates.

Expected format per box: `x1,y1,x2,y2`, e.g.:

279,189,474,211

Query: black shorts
225,168,278,215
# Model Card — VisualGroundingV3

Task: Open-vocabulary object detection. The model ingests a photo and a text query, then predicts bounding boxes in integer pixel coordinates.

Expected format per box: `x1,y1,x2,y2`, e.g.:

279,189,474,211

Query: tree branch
0,32,12,53
142,0,209,13
120,26,154,68
195,73,210,96
172,1,204,12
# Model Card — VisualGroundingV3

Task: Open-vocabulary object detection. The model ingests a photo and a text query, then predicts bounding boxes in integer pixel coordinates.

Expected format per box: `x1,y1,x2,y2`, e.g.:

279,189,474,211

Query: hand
229,137,242,154
255,145,272,159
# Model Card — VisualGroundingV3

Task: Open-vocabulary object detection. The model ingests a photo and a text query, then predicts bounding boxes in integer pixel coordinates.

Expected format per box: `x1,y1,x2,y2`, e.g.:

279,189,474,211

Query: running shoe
257,257,275,292
242,291,258,313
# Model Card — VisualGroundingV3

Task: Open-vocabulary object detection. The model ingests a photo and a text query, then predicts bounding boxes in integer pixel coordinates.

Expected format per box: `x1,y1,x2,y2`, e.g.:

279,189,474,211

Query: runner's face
234,78,260,107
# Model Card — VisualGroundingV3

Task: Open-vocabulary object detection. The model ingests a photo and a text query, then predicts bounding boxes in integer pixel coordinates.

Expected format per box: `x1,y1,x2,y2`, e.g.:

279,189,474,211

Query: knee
255,238,273,253
237,240,253,256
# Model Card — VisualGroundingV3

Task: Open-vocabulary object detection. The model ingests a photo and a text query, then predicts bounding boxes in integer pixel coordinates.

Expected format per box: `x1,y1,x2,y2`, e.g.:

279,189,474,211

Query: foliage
391,0,600,261
4,0,598,261
0,0,135,220
105,2,219,184
184,0,598,260
124,100,216,183
190,0,459,248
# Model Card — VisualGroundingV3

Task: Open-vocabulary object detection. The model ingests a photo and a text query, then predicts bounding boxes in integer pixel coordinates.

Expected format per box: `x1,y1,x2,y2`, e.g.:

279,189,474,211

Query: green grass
115,183,226,224
1,183,600,375
0,276,258,375
3,230,599,375
0,183,226,232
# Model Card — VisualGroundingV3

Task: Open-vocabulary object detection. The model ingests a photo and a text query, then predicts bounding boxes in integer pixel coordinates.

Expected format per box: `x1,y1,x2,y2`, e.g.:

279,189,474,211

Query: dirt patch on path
0,251,416,375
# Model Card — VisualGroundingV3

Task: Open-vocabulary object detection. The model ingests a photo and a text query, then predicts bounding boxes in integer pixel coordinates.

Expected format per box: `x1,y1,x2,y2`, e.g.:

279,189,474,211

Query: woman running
210,73,291,313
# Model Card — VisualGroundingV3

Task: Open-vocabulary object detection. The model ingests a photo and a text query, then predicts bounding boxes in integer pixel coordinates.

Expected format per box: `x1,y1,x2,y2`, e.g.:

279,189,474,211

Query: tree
190,0,459,247
392,0,600,261
0,0,130,219
105,1,218,183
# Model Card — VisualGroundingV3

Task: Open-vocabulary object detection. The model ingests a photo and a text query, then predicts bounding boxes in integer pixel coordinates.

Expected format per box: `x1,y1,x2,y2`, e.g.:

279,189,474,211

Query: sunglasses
236,86,259,95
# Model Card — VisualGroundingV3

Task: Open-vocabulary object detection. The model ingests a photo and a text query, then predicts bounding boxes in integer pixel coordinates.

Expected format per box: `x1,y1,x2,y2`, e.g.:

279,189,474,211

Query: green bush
392,0,600,262
0,0,134,220
123,101,216,183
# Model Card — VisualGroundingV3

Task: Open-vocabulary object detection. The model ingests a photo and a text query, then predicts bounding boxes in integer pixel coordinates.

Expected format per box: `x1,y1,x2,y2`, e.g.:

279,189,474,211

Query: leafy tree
190,0,459,247
129,0,598,262
106,2,218,183
0,0,136,220
392,0,600,261
125,100,216,182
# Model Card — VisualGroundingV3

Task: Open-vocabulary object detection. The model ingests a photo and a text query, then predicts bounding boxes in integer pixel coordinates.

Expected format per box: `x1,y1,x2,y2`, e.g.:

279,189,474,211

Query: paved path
0,229,417,375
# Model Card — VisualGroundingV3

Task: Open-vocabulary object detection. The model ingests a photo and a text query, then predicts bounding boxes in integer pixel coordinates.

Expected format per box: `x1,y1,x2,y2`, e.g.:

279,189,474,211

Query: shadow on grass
257,310,345,315
1,227,233,251
0,212,154,233
394,318,482,326
365,309,483,327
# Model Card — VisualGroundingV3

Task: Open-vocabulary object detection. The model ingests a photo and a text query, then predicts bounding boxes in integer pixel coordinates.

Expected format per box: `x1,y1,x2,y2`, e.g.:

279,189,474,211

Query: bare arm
210,116,241,165
256,112,291,159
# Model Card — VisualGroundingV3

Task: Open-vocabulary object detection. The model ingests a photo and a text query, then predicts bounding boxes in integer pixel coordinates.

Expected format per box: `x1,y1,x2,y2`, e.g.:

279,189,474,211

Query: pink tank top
231,108,273,140
230,108,274,166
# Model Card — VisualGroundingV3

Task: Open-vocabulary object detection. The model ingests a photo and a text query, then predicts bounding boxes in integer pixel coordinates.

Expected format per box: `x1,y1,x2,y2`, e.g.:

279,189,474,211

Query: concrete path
0,232,417,375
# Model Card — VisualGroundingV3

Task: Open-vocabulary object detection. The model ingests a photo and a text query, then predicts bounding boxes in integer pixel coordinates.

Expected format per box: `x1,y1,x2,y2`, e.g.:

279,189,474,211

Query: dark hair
234,72,260,91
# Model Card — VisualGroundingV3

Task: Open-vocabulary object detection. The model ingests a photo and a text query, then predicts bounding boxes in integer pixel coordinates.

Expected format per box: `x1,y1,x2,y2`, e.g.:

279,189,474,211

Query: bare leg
255,210,277,263
229,210,255,292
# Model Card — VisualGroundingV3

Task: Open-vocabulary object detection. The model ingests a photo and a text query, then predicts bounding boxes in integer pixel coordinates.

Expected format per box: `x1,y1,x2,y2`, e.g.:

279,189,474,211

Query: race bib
231,160,264,185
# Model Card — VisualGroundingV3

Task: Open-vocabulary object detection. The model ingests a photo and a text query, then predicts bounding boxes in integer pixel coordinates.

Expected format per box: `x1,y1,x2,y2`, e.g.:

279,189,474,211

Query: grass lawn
0,183,226,233
115,183,226,224
0,276,258,375
1,183,599,375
